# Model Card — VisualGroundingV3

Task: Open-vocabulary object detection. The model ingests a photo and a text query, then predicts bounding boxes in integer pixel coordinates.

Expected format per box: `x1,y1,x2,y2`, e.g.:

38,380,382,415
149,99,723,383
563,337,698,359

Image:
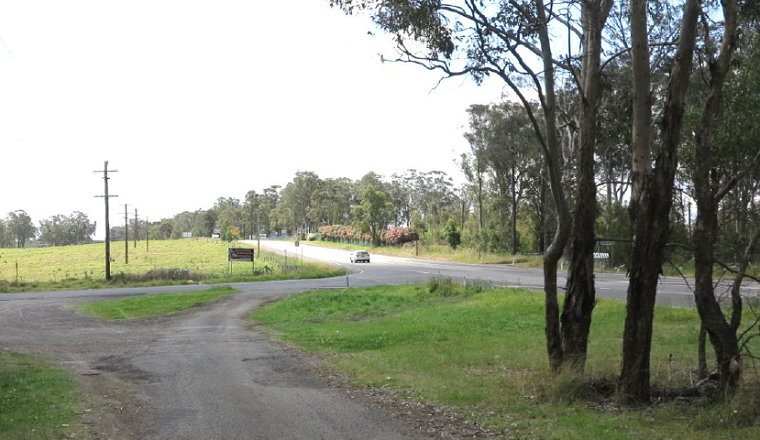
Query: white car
350,250,370,263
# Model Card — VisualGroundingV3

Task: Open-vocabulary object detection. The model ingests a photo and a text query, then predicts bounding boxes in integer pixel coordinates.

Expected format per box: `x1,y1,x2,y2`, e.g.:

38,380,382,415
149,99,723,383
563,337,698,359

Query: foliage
353,172,395,246
5,210,36,248
38,211,96,246
384,226,418,245
442,218,461,249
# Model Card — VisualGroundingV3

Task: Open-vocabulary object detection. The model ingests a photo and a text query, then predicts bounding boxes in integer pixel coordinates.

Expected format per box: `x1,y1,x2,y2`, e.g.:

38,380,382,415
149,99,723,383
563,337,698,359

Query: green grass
74,286,238,320
252,284,760,440
0,351,83,439
0,240,345,293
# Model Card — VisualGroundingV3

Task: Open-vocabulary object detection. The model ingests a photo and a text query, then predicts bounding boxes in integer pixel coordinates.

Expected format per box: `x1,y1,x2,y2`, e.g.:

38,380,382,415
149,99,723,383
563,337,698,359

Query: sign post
228,247,255,276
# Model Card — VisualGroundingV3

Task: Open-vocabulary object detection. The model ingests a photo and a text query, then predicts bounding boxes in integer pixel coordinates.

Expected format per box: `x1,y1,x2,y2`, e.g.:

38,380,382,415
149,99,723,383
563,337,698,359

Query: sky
0,0,507,238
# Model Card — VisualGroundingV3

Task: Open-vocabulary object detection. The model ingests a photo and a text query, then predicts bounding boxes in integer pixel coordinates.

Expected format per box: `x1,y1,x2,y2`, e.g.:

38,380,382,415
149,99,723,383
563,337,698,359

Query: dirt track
0,282,428,440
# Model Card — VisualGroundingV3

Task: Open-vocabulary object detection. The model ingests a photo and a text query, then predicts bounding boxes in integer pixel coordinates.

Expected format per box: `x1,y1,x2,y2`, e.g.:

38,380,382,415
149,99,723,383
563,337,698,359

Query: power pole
94,161,118,280
121,204,129,264
134,208,138,248
257,209,261,257
146,216,149,252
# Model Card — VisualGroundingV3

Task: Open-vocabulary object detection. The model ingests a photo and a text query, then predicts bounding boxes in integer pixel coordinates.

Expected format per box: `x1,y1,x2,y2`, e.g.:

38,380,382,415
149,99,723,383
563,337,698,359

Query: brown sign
228,248,254,262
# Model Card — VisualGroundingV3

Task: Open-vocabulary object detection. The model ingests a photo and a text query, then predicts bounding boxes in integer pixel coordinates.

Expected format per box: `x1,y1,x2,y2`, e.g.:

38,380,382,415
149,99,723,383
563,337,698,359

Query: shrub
307,233,320,241
427,275,455,296
385,227,419,245
111,268,204,282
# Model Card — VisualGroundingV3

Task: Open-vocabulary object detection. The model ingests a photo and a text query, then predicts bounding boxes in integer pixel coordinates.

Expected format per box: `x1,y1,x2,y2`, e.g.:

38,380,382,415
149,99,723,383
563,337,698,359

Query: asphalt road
249,240,760,308
1,240,758,439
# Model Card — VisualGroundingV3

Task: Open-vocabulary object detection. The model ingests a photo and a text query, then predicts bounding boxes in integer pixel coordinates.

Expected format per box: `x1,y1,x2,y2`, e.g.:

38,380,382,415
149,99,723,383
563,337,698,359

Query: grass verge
251,283,760,439
0,351,83,439
74,286,238,320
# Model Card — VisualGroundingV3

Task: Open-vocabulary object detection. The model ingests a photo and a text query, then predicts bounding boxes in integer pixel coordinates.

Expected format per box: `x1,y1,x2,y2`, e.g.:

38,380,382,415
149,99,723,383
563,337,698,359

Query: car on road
350,250,370,263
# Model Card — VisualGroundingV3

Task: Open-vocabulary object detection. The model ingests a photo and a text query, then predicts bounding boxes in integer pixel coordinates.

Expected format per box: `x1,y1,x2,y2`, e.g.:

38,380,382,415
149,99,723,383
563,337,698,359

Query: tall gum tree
621,0,701,404
329,0,612,372
691,0,758,397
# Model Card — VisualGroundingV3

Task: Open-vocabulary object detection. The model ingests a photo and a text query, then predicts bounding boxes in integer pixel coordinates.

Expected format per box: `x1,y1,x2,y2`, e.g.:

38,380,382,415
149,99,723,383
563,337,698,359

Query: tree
353,172,394,246
38,212,96,246
0,219,12,248
443,218,461,249
279,172,321,235
689,2,754,397
621,0,703,403
6,210,37,248
328,0,611,373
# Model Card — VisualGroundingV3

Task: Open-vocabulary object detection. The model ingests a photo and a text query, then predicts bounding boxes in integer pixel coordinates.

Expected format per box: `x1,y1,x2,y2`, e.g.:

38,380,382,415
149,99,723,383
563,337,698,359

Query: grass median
251,281,760,439
0,351,83,439
75,286,238,320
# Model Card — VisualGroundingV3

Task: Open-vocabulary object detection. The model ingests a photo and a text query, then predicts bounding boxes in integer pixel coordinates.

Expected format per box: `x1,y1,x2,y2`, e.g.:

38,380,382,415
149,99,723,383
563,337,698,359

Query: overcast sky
0,0,506,238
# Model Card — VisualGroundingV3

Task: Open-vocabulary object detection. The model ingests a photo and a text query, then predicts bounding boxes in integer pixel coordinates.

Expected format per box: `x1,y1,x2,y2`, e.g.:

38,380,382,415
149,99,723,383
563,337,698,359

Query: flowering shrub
385,227,418,245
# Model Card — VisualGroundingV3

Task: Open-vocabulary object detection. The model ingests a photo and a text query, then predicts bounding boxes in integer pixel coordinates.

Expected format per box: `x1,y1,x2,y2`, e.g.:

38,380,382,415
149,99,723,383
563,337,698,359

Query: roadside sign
228,248,254,262
294,240,300,247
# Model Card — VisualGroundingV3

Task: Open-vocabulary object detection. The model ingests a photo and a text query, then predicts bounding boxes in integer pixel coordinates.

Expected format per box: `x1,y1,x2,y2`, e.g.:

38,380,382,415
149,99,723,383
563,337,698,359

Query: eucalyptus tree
6,210,37,248
464,104,490,249
279,171,322,234
485,102,539,255
688,10,758,396
0,220,11,248
353,172,394,245
309,178,355,226
329,0,613,373
618,0,746,403
38,212,96,246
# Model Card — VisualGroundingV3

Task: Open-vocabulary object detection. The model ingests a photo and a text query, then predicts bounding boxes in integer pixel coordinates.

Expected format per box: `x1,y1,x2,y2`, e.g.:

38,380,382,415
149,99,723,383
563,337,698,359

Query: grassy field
74,286,238,320
252,282,760,440
0,351,83,439
0,240,345,293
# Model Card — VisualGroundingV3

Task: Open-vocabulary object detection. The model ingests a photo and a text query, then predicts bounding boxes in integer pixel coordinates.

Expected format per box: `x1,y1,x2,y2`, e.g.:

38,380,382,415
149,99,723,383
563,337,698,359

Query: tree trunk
538,177,546,254
511,163,519,255
620,0,699,404
560,0,610,370
534,0,572,373
698,324,708,380
692,0,740,398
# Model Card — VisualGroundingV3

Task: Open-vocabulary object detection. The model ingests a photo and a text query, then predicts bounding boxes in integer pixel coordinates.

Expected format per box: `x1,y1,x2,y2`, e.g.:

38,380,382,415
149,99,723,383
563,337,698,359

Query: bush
307,233,320,241
111,268,204,282
385,227,419,245
427,275,455,296
443,219,462,249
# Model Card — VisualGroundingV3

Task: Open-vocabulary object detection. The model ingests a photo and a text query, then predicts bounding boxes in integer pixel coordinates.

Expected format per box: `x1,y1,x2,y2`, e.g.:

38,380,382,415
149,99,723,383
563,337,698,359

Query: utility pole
146,217,149,252
257,209,261,257
94,161,118,280
124,204,129,264
134,208,138,248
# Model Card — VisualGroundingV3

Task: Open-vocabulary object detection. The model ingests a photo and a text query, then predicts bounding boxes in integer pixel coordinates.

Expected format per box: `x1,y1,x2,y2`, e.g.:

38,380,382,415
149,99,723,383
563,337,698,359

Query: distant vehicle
259,233,266,238
350,250,370,263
